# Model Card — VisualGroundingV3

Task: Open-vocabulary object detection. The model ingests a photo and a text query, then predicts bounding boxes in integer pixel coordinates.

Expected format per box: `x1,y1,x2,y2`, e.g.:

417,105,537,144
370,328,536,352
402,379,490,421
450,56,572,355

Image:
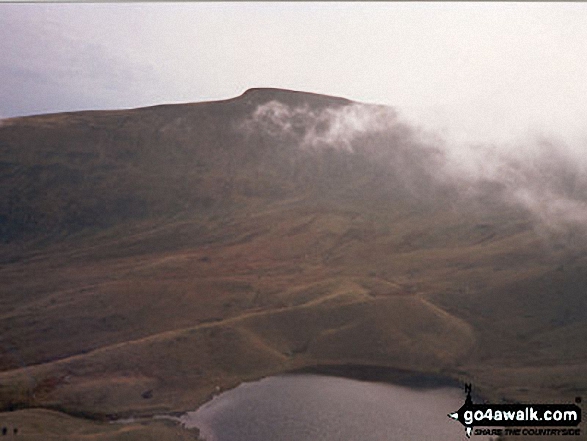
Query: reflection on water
177,374,487,441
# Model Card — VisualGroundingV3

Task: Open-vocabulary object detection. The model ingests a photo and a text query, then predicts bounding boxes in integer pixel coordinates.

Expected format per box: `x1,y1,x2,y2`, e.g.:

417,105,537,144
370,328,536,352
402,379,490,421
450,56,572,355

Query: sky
1,2,587,148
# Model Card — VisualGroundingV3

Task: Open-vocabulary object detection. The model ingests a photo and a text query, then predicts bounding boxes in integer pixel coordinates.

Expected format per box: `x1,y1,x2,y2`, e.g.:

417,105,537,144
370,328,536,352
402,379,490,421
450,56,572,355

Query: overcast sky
1,2,587,148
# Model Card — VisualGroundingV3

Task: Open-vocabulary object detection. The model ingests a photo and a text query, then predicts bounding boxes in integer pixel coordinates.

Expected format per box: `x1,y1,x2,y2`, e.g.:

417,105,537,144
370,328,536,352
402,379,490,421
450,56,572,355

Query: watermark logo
448,384,582,438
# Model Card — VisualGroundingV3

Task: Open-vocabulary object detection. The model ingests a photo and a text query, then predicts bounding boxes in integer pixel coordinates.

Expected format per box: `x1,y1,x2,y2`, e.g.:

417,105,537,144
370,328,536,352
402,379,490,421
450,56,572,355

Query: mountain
0,89,585,439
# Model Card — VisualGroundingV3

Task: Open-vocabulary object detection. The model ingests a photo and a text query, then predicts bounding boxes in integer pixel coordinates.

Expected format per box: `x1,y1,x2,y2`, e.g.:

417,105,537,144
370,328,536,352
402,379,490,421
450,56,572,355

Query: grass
0,408,200,441
1,89,586,439
2,203,584,417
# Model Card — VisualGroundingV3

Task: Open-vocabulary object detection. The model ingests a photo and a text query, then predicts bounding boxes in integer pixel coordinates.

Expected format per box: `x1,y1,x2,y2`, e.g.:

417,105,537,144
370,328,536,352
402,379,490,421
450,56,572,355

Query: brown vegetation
0,89,585,439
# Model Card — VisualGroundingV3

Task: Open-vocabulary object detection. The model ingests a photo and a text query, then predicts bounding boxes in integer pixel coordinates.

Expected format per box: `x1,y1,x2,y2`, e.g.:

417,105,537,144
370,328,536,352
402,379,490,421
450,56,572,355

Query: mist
2,2,587,237
2,3,587,144
239,96,587,240
240,100,399,152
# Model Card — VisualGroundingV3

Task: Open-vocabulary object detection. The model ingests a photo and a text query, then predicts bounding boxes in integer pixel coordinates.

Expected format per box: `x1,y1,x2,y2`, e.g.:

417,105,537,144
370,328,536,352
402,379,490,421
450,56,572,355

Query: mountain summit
239,87,353,107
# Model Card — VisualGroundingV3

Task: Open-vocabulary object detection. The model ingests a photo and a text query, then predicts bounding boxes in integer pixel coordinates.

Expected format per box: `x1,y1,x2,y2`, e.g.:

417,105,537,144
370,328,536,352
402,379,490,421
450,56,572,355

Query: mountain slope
0,89,585,428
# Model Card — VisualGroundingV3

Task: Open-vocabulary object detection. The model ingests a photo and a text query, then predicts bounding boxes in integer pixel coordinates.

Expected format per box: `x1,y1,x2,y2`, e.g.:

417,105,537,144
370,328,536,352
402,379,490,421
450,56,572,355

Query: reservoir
176,373,485,441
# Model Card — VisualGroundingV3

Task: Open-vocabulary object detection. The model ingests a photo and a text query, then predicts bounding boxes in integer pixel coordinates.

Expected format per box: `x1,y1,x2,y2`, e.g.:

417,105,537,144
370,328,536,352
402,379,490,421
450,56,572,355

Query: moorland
0,89,585,439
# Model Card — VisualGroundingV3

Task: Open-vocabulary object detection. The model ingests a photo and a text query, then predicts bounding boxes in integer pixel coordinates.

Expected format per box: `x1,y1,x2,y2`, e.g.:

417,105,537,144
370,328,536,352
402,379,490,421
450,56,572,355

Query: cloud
449,139,587,236
240,98,587,239
2,2,587,151
240,100,401,152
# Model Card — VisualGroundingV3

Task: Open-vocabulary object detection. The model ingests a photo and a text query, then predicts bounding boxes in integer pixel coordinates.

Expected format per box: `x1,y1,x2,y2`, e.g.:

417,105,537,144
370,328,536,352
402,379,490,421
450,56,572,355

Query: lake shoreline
108,363,482,425
175,371,487,441
287,364,463,390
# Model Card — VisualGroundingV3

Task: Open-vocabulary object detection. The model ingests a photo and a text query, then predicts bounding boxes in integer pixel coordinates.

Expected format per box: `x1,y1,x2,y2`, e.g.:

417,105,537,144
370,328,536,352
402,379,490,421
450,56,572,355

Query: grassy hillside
0,89,585,439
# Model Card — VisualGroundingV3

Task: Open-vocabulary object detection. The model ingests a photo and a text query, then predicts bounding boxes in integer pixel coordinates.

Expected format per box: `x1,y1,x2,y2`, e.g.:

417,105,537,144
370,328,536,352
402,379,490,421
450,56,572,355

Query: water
177,374,483,441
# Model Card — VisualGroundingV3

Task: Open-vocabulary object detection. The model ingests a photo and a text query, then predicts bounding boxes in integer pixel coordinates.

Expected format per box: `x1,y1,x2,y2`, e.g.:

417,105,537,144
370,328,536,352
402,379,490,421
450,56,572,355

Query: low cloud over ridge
239,97,587,239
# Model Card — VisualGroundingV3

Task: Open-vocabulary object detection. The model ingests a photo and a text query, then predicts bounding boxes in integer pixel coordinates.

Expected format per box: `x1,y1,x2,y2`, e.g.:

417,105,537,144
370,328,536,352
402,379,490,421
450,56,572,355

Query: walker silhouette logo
448,384,582,438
